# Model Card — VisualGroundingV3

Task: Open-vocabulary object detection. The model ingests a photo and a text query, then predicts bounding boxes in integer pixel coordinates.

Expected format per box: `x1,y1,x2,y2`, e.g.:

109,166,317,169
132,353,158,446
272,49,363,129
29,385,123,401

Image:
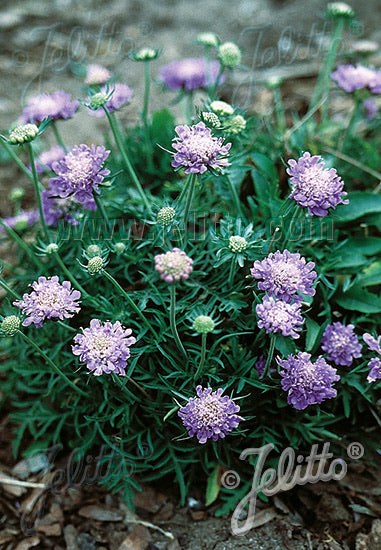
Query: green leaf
305,316,324,353
205,464,221,507
274,334,296,356
334,192,381,222
357,261,381,287
336,286,381,313
251,153,278,182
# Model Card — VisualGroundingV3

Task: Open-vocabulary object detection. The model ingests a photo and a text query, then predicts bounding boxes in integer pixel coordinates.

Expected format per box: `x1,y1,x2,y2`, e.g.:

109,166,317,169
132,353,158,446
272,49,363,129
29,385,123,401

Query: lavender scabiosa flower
278,352,340,410
321,322,362,366
85,64,111,85
34,145,65,174
0,209,39,232
13,276,81,328
286,152,349,216
42,185,89,227
256,297,304,339
72,319,136,377
363,333,381,354
331,64,379,93
154,248,193,283
178,386,243,444
160,58,223,91
367,358,381,383
171,122,231,174
251,249,317,303
48,144,110,208
88,83,133,117
20,91,79,123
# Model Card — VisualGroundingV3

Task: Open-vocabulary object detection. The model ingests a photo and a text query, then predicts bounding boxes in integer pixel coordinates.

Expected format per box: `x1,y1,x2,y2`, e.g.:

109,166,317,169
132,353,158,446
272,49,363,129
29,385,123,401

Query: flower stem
226,175,244,219
27,143,49,241
0,137,34,182
103,107,151,214
0,219,45,270
338,99,362,153
53,252,89,298
182,173,197,241
17,330,87,396
228,260,236,287
194,332,207,380
264,335,275,378
93,192,109,226
51,121,67,152
185,91,194,124
170,284,187,358
103,269,159,339
142,61,154,170
0,277,21,300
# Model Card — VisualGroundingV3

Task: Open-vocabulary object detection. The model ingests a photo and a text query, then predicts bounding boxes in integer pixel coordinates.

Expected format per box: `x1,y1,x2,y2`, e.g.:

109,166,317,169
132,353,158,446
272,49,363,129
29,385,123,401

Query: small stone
14,536,40,550
117,525,151,550
64,525,80,550
190,510,208,521
78,505,124,522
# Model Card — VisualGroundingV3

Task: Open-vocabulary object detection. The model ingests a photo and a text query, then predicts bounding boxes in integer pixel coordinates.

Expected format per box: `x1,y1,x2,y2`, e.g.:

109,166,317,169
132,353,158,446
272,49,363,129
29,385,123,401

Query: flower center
66,154,94,186
196,397,223,427
272,262,301,290
38,289,65,310
92,336,112,357
185,135,215,162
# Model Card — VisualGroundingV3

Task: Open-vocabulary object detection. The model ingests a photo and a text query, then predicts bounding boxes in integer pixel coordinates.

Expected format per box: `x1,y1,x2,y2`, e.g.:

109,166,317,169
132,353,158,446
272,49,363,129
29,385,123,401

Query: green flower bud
1,315,20,336
87,255,104,274
202,112,221,128
225,115,246,135
193,315,215,334
218,42,242,68
89,92,109,110
45,243,59,254
86,244,101,258
229,235,248,253
114,242,126,254
210,100,234,116
133,48,160,61
157,206,176,226
197,32,219,48
9,187,25,201
13,216,29,232
9,124,39,145
326,2,355,18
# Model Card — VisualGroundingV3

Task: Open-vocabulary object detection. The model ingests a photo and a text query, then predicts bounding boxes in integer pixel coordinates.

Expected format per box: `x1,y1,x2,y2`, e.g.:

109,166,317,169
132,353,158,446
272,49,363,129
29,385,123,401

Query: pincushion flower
0,209,39,232
363,333,381,383
251,249,317,303
14,276,81,328
34,145,65,174
20,91,79,123
42,185,87,227
85,64,111,85
178,386,243,444
88,83,133,117
154,248,193,283
321,322,362,366
72,319,136,377
48,144,110,208
286,152,349,216
256,297,304,339
160,58,223,91
363,333,381,354
278,352,340,410
331,64,381,93
171,122,231,174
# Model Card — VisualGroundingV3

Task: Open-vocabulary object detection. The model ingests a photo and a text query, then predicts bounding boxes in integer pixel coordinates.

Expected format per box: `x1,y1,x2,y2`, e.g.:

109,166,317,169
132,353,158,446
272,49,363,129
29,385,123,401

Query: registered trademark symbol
347,442,364,460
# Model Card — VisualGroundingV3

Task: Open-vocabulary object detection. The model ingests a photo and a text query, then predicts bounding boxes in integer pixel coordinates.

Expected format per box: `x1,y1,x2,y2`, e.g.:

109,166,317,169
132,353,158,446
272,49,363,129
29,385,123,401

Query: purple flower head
154,247,193,283
251,249,317,303
369,71,381,94
20,91,79,124
0,209,39,232
254,355,267,379
278,352,340,410
287,152,349,216
256,297,304,339
42,184,92,227
367,357,381,383
72,319,136,377
321,322,362,366
34,145,65,174
85,64,111,85
48,144,110,208
160,58,223,91
13,276,81,328
171,122,231,174
363,98,378,120
88,83,133,117
363,333,381,354
331,64,379,93
178,385,243,444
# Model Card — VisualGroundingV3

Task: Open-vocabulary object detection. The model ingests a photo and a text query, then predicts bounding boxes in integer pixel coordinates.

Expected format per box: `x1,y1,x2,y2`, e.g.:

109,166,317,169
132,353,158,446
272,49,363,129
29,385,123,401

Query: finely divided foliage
0,5,380,510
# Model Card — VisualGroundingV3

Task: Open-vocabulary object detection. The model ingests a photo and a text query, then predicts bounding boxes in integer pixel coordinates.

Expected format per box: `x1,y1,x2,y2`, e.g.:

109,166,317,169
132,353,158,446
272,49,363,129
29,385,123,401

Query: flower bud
9,124,39,144
210,100,234,116
326,2,355,18
157,206,176,226
133,48,160,61
202,112,221,128
225,115,246,135
197,33,219,48
218,42,242,68
9,188,25,201
86,244,101,258
87,256,104,274
114,242,126,254
1,315,20,336
89,92,109,110
45,243,59,254
229,235,248,253
193,315,215,334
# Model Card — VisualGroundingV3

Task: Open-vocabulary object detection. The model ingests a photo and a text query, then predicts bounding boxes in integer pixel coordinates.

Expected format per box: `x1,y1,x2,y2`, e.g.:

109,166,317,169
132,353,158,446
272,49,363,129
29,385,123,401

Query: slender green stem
0,219,45,270
226,175,244,219
309,18,345,120
0,277,21,300
185,91,194,124
264,335,275,378
170,284,187,358
194,332,207,380
182,173,197,242
27,143,49,241
51,121,67,152
103,107,151,214
176,173,193,206
142,61,153,170
18,330,87,396
0,137,34,183
210,65,225,100
228,260,236,287
53,252,89,298
103,269,159,339
93,192,109,226
57,320,77,333
338,99,361,153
